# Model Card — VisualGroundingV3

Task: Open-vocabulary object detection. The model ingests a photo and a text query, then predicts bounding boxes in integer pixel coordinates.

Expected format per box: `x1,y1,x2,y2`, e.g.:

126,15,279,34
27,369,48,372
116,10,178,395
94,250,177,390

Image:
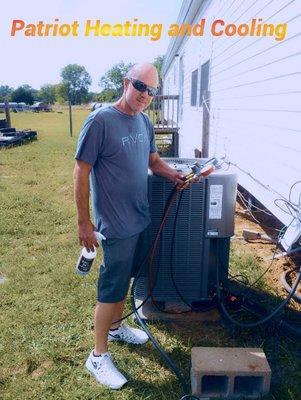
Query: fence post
4,101,11,128
68,100,73,137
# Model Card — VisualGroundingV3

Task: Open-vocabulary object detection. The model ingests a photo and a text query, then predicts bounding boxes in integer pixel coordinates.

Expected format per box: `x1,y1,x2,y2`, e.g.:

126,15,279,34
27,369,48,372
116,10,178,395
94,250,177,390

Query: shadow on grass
125,376,183,400
121,279,301,400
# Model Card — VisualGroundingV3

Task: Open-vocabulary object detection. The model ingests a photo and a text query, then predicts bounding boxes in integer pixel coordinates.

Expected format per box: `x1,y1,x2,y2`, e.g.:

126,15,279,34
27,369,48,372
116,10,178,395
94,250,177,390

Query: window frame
199,60,210,107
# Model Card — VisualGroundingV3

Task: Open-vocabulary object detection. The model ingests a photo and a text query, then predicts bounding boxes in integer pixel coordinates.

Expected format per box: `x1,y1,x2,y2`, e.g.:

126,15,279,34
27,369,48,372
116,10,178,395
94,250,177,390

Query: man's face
124,71,158,114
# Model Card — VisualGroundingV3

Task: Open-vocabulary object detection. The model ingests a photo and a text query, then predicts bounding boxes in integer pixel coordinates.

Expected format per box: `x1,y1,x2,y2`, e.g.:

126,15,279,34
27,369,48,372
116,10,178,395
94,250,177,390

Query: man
74,63,185,389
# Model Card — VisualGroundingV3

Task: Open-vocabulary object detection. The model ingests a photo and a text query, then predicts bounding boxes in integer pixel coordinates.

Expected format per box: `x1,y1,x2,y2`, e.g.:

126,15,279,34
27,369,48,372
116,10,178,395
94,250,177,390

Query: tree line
0,56,164,105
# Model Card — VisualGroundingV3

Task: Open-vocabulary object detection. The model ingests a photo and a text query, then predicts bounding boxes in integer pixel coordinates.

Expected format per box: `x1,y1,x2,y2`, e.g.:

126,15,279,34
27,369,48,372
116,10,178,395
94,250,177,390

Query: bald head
126,63,159,88
116,62,159,115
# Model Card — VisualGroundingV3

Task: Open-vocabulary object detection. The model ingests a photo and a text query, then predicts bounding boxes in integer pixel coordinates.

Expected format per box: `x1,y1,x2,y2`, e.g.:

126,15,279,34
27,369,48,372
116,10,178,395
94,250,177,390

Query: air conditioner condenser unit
133,158,237,307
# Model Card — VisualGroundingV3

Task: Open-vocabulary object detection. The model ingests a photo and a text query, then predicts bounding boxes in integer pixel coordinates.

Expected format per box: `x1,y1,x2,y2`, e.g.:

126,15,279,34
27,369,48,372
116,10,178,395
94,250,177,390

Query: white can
75,232,106,276
75,247,96,276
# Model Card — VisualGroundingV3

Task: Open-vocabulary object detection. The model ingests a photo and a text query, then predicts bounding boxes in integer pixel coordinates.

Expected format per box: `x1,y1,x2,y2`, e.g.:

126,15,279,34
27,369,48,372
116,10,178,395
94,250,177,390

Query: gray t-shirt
75,106,157,239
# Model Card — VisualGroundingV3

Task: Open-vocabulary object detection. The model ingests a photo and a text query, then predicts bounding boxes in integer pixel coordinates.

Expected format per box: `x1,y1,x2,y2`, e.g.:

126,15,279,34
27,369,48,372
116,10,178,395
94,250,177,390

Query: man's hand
173,170,203,191
78,220,99,252
149,153,189,190
171,171,188,191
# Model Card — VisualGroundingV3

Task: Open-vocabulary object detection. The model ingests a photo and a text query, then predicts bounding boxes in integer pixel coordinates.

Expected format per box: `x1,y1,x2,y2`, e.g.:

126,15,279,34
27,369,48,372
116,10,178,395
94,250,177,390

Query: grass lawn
0,109,300,400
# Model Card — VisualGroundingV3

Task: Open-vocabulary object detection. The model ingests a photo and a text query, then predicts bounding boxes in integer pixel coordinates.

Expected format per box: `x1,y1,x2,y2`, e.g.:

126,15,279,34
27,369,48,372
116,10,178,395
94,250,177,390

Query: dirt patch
233,202,301,309
11,364,27,376
31,360,54,378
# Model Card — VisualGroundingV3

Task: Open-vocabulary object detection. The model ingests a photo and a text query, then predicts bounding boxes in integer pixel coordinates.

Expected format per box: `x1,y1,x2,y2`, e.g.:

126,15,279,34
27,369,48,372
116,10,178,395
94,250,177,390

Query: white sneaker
85,351,127,389
108,323,149,345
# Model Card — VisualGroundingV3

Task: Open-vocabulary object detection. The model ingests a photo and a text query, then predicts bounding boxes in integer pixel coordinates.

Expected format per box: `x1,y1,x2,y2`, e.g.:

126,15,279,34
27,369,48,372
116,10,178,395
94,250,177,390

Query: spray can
75,232,105,276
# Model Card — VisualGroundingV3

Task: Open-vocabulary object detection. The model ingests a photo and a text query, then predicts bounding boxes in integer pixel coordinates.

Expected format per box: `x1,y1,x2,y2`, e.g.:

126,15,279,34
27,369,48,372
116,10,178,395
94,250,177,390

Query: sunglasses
128,78,158,97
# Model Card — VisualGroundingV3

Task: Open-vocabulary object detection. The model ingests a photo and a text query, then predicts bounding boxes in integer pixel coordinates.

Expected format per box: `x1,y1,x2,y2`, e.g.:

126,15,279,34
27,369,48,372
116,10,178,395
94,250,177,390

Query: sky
1,0,183,91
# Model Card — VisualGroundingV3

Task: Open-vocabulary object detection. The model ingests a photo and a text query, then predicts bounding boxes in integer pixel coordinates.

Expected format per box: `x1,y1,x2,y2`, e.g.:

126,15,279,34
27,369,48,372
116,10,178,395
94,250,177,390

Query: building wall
163,0,301,226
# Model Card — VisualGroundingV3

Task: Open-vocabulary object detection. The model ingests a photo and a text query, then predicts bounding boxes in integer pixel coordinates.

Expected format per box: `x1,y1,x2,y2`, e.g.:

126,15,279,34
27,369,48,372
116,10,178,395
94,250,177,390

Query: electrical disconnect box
134,158,237,306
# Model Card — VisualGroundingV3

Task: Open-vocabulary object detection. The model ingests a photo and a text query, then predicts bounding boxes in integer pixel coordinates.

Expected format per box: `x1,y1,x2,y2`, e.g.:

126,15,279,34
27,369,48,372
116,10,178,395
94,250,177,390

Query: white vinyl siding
162,0,301,226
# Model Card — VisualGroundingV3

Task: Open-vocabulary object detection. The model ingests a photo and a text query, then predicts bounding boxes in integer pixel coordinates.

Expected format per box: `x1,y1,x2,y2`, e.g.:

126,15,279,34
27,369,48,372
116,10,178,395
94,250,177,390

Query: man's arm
149,152,185,186
73,159,98,251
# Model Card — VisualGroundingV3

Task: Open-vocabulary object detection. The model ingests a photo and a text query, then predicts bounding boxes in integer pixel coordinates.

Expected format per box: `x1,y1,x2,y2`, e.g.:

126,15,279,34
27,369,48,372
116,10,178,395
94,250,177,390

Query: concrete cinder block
191,347,271,399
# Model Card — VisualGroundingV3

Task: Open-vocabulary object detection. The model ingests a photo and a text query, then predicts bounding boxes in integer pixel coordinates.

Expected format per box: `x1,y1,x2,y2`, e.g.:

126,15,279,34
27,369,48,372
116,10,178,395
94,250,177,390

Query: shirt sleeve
75,116,104,166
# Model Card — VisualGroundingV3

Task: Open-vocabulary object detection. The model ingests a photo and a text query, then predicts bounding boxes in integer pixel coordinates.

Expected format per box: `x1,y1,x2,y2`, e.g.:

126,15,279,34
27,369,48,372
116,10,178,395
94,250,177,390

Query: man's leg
94,301,119,355
86,234,146,389
111,297,127,329
94,232,145,354
94,295,128,355
87,301,128,389
109,228,150,331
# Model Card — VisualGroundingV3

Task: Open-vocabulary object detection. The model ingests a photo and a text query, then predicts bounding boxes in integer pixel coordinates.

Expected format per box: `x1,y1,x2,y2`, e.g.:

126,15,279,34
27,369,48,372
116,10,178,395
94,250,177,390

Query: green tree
153,55,165,93
153,55,164,76
11,85,35,104
98,88,118,103
0,85,13,102
81,91,94,104
60,64,92,104
38,84,57,104
90,92,101,102
99,61,133,98
22,84,39,101
55,82,69,104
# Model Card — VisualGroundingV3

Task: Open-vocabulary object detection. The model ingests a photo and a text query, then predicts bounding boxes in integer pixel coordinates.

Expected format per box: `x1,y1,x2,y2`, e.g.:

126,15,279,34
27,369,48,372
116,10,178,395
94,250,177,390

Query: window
190,69,198,106
199,60,210,106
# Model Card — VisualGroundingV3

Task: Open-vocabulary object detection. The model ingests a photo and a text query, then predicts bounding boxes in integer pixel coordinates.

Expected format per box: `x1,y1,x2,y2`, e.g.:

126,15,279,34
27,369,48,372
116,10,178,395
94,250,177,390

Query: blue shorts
97,227,150,303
